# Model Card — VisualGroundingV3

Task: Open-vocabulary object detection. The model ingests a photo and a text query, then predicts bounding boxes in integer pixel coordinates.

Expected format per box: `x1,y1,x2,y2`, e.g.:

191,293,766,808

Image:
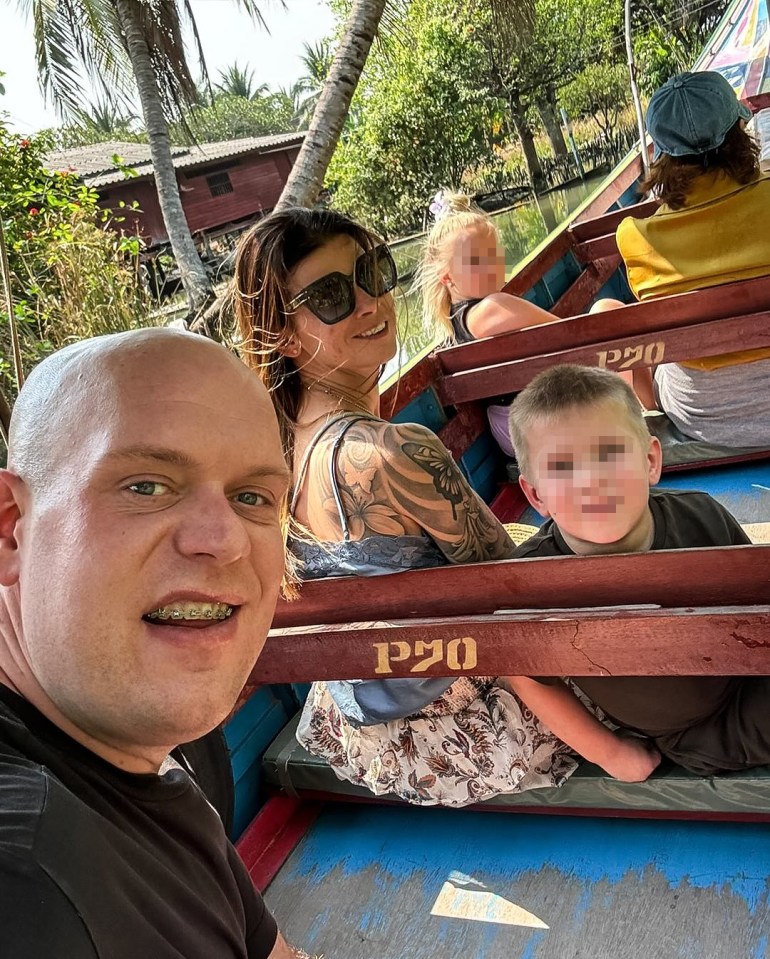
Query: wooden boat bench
254,546,770,820
435,275,770,402
433,275,770,473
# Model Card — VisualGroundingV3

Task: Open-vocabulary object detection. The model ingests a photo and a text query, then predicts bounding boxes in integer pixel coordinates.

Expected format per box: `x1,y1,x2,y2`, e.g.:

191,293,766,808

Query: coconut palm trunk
115,0,212,313
276,0,388,209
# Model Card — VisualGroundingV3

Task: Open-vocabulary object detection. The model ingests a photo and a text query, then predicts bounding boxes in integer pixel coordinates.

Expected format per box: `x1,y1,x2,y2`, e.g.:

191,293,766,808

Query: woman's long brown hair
644,119,760,209
232,207,382,471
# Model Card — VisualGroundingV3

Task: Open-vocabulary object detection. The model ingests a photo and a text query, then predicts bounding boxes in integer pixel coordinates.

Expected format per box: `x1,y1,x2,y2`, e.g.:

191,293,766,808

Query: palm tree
277,0,531,209
18,0,270,317
293,40,333,127
215,62,269,100
74,95,137,135
276,0,390,209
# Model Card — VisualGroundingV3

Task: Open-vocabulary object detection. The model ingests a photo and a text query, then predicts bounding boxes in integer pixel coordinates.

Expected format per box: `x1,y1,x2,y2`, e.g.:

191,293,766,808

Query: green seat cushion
263,714,770,816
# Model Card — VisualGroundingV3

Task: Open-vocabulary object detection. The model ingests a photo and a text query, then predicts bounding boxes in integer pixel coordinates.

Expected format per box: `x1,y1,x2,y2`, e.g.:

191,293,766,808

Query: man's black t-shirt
513,489,751,738
0,684,278,958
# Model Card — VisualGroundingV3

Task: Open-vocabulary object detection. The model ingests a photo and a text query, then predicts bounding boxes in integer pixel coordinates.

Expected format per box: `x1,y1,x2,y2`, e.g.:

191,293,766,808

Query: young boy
507,364,762,783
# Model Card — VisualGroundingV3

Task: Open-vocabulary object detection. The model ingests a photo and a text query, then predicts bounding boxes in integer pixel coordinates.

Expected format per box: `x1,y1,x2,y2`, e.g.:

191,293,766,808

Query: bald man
0,330,299,958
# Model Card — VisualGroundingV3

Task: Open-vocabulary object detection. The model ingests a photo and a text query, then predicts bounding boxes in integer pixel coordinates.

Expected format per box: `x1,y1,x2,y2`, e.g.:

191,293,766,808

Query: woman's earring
281,336,301,358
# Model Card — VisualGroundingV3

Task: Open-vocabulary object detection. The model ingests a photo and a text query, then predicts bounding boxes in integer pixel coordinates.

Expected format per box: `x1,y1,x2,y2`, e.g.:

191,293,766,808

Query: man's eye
235,491,268,507
128,481,169,496
598,444,625,461
548,461,573,473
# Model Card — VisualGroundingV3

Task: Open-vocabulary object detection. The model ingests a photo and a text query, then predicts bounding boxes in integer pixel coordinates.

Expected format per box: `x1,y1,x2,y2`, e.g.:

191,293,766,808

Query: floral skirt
296,679,579,807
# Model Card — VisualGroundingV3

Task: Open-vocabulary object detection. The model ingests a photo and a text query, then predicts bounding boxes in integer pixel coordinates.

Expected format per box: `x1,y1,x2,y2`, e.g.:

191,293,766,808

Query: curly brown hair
643,119,760,210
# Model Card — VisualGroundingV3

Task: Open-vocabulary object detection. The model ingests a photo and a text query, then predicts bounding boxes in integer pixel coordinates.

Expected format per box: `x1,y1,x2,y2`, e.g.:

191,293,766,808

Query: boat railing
434,276,770,405
256,545,770,686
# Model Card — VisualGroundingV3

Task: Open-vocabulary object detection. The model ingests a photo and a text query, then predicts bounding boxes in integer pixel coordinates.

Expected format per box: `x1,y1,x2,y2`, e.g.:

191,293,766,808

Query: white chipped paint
742,522,770,543
430,881,549,928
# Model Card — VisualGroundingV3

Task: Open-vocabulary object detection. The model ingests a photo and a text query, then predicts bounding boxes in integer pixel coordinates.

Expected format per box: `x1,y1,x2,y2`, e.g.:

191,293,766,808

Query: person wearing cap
594,70,770,447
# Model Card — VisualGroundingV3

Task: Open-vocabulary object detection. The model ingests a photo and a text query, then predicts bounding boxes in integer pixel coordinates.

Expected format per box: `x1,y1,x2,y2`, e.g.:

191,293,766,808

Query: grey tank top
289,413,446,580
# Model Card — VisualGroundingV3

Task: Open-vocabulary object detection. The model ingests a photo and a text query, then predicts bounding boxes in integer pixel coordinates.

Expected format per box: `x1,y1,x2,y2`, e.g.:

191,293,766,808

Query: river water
387,171,606,376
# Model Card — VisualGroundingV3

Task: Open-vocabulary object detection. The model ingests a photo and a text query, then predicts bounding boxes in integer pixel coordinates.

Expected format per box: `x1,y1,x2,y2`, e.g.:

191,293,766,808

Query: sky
0,0,335,133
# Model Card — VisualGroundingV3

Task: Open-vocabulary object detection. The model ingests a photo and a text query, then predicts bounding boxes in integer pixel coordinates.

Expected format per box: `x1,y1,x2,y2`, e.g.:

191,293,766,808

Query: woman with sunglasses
233,207,576,807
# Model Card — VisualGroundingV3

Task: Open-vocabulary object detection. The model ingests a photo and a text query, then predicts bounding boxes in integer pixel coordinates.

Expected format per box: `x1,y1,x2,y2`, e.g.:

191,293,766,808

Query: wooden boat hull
263,805,770,959
224,6,770,949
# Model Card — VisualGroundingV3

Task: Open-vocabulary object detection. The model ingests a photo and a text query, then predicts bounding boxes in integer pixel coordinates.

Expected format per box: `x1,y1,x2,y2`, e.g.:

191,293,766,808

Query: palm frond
20,0,133,118
463,0,536,44
377,0,410,48
132,0,201,122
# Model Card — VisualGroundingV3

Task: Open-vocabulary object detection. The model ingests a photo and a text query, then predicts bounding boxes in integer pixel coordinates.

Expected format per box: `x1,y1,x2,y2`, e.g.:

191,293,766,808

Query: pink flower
28,208,39,216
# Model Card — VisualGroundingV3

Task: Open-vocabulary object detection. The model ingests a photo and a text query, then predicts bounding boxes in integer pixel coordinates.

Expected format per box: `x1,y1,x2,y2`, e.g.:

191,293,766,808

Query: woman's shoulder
337,417,448,459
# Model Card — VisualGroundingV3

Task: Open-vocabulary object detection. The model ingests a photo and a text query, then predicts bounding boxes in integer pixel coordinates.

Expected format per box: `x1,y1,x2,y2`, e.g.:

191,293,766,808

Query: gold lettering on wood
597,341,665,370
372,637,478,675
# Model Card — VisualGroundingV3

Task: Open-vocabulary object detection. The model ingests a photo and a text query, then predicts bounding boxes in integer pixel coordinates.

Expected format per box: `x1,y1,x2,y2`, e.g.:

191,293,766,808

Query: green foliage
632,0,732,94
559,63,630,144
325,0,638,229
0,121,151,401
170,92,298,143
328,2,502,236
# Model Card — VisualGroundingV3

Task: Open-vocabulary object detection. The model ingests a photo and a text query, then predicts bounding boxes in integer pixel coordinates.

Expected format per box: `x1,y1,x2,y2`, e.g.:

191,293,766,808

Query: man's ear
519,475,551,518
647,435,663,485
0,470,24,587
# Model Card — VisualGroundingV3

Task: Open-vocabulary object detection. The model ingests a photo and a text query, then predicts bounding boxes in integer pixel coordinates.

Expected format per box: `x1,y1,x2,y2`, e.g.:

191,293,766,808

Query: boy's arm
508,677,661,782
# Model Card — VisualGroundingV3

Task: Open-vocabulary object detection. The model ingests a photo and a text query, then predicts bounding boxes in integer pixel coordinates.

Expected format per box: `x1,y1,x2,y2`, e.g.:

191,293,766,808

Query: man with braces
0,329,303,958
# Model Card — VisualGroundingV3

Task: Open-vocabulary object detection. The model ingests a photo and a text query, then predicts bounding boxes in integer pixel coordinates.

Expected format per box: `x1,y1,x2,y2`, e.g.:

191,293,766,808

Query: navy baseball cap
647,71,752,160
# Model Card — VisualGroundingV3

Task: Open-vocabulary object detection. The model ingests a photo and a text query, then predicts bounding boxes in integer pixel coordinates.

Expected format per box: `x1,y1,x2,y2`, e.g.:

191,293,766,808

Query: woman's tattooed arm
305,419,515,562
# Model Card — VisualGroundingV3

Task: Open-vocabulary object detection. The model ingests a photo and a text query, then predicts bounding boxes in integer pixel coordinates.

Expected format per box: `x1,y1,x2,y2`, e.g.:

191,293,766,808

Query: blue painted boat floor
265,804,770,959
517,459,770,528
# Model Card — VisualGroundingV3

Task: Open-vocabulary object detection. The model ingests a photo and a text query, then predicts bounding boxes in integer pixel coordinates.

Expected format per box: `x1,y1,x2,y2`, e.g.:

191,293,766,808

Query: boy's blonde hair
509,365,650,479
415,192,498,342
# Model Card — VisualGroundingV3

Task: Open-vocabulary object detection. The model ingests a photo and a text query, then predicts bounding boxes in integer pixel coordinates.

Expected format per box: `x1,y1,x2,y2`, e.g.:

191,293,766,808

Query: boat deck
265,804,770,959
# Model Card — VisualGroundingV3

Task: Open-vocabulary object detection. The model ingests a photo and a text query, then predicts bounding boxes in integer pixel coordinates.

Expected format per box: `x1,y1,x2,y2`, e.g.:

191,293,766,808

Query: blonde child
417,192,558,454
419,192,556,344
507,364,763,782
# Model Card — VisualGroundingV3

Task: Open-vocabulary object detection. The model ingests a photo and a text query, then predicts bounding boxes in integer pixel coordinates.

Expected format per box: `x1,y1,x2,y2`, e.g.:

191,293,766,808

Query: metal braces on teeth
147,605,233,622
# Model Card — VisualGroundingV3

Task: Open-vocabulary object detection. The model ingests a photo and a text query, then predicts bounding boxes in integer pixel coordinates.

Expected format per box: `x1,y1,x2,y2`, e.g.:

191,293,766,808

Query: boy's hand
602,737,662,782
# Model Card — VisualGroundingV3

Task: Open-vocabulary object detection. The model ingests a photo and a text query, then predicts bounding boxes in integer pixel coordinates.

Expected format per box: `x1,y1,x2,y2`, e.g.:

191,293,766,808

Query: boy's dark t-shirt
514,489,750,738
0,684,278,958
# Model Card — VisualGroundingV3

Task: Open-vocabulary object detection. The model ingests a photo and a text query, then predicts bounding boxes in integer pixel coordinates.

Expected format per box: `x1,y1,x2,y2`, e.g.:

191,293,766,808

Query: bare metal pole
625,0,650,179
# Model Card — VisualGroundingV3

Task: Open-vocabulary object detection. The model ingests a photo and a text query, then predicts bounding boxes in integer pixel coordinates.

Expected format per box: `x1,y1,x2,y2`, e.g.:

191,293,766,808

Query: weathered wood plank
568,198,659,243
550,256,620,317
437,402,488,460
438,309,770,405
257,606,770,682
273,545,770,629
571,153,644,223
436,275,770,375
502,231,573,298
381,353,440,419
571,235,619,265
265,805,770,959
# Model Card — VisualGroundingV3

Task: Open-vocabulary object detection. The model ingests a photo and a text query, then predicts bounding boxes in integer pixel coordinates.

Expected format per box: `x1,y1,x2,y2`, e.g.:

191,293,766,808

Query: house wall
99,179,165,246
98,146,300,248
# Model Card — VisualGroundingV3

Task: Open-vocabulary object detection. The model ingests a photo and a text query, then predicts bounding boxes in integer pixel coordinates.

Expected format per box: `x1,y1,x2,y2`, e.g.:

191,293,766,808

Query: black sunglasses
287,244,398,325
